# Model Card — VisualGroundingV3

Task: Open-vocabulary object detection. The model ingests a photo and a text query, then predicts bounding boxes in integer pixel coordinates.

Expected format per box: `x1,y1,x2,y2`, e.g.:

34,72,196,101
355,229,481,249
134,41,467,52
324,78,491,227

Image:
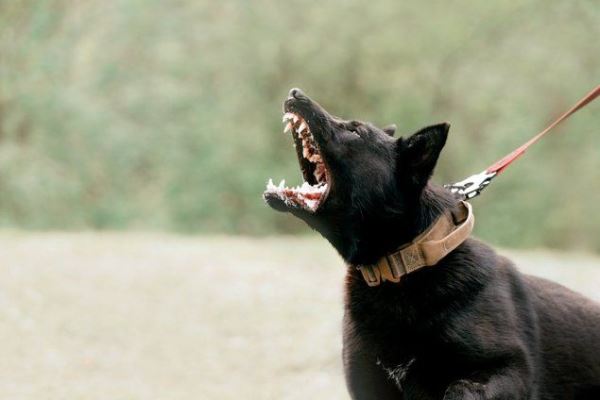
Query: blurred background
0,1,598,399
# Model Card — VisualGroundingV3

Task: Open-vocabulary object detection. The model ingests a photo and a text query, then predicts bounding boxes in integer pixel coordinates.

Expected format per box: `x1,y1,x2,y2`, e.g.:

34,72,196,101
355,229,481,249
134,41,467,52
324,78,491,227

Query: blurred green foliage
0,0,598,250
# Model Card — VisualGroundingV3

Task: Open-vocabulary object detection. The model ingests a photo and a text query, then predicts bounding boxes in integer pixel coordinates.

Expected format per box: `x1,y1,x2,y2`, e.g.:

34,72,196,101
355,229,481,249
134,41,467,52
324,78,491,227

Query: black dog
264,88,600,399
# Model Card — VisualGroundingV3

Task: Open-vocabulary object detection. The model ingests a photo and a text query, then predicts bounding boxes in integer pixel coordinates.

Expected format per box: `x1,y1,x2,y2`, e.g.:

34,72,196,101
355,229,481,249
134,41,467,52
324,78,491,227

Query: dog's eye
347,121,363,138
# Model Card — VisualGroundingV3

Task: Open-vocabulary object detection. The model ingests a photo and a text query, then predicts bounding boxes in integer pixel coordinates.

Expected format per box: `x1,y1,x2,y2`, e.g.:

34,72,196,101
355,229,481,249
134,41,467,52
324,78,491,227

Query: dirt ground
0,233,598,399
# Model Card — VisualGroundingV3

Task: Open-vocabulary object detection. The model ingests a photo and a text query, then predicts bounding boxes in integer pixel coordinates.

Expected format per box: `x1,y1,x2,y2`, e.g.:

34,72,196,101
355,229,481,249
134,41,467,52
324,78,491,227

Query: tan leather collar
357,201,474,287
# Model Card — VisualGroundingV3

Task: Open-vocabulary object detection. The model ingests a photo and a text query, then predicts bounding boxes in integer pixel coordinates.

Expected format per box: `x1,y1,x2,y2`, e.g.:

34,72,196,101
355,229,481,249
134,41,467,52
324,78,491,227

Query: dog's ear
382,124,397,137
398,123,449,188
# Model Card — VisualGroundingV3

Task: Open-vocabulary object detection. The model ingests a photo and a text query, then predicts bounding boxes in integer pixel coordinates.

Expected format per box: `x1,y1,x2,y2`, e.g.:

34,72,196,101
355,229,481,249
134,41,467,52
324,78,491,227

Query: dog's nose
288,88,303,99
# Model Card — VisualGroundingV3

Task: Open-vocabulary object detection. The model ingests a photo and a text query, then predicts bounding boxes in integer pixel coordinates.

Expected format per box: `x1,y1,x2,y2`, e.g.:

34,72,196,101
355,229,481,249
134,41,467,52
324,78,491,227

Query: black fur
266,89,600,399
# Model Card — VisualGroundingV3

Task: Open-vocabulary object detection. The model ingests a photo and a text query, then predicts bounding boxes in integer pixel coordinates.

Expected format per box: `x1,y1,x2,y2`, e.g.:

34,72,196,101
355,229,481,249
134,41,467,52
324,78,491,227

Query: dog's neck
357,198,474,286
339,184,461,267
414,185,460,234
343,184,489,319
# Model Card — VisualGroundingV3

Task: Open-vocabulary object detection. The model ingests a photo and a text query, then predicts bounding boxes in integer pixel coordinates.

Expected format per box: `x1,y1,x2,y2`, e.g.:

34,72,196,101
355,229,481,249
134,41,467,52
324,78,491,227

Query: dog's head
264,88,450,265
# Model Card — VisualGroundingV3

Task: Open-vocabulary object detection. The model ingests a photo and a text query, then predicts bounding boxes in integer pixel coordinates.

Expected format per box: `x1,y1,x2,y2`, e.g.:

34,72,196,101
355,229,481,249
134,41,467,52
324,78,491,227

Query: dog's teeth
292,114,299,123
284,122,292,133
298,121,308,132
303,146,310,158
278,179,285,189
283,112,295,122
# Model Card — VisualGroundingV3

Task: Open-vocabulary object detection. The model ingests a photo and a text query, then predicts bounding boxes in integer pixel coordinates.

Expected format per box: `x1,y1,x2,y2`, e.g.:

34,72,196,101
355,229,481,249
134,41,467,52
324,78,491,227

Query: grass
0,233,598,399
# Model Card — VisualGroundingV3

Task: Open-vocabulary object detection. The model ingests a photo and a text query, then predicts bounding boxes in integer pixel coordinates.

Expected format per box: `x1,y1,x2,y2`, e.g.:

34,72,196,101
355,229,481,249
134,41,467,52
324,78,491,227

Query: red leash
447,84,600,199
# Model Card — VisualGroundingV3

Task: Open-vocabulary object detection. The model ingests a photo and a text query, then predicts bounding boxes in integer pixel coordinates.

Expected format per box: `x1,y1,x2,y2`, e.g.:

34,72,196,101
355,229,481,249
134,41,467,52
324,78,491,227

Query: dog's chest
377,357,416,389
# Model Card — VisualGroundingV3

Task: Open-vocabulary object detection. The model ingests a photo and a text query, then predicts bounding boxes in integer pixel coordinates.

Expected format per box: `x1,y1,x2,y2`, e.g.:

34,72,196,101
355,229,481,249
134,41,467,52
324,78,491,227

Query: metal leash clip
444,170,497,200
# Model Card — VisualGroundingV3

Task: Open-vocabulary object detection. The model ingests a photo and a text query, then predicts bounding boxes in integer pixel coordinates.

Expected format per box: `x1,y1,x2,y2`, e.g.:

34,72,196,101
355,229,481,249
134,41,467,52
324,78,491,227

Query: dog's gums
264,111,329,212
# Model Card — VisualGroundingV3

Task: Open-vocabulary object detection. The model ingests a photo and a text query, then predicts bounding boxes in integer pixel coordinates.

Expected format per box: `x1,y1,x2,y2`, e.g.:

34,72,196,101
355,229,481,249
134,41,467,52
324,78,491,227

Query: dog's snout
288,88,303,99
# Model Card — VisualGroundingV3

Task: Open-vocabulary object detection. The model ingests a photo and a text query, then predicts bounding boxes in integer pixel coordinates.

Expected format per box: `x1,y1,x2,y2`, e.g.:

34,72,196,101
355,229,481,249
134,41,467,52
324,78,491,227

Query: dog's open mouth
264,111,329,212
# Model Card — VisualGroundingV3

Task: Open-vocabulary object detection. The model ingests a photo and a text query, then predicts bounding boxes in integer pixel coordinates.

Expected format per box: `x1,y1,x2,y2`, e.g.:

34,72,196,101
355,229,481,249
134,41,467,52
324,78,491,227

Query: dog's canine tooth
299,121,308,133
284,122,292,133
